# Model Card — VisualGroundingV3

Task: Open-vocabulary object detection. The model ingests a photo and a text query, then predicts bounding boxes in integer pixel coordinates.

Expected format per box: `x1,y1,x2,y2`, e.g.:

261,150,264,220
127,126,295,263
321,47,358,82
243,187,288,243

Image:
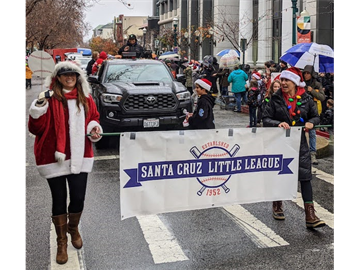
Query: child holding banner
262,67,326,229
186,78,216,129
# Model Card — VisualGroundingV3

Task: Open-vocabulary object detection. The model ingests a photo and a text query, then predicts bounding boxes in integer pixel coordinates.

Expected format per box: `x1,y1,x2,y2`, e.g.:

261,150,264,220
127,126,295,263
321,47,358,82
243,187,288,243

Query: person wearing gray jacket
302,65,325,165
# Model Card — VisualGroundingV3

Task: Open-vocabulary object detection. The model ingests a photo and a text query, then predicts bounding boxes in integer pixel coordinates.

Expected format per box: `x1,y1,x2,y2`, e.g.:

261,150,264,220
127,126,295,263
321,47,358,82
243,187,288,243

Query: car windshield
105,63,173,83
78,58,91,65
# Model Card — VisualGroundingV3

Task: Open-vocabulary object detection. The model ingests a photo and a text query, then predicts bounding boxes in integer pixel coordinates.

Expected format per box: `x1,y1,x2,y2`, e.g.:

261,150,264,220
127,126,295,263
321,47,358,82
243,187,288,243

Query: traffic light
240,39,247,52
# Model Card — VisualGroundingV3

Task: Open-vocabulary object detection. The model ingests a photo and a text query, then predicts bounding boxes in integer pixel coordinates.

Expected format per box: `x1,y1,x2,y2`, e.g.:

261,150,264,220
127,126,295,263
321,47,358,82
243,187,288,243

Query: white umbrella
28,51,55,78
219,53,240,69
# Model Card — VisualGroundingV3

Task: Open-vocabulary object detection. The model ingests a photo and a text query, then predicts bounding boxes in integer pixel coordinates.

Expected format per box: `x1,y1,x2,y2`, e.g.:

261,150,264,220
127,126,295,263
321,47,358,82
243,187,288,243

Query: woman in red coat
28,61,103,264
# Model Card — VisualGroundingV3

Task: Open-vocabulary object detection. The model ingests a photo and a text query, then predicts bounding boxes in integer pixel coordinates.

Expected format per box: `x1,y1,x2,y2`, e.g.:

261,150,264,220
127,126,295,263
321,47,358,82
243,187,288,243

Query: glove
36,90,53,106
38,89,54,100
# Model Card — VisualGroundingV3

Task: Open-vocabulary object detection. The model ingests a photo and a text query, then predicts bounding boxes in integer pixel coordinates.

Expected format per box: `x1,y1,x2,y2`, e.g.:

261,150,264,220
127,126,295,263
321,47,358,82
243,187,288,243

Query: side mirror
88,75,99,84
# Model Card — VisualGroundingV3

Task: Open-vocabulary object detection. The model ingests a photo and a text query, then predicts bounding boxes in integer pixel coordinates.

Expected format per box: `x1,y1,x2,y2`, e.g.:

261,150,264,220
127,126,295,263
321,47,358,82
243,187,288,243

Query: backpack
247,89,261,107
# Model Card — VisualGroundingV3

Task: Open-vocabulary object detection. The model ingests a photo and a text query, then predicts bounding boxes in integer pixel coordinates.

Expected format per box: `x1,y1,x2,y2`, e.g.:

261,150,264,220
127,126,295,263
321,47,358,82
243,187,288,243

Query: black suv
88,59,192,148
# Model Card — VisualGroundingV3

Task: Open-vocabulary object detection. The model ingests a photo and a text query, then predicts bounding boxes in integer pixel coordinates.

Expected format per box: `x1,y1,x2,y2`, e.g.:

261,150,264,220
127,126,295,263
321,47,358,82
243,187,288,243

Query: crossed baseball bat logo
189,144,240,196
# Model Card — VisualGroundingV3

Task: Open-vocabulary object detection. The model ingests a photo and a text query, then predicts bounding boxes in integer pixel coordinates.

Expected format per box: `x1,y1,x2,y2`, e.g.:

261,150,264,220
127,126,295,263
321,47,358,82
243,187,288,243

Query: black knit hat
128,34,137,40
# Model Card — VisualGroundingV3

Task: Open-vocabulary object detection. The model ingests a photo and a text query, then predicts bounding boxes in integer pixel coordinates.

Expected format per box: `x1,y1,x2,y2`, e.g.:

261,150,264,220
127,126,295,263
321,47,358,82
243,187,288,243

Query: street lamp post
173,17,178,49
291,0,298,46
142,27,147,48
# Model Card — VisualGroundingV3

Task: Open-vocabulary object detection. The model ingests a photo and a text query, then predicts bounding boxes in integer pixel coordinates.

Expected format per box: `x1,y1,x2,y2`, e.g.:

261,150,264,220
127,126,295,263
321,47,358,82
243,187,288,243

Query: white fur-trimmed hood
44,61,90,97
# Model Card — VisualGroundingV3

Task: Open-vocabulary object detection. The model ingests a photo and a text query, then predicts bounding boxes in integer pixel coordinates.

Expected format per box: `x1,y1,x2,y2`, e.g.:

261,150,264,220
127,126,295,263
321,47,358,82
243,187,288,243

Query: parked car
65,53,91,70
88,59,192,148
76,57,92,71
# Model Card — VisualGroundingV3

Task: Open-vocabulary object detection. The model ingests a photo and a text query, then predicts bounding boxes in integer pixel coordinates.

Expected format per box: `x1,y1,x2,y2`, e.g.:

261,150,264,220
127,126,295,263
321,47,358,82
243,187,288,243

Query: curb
305,132,333,159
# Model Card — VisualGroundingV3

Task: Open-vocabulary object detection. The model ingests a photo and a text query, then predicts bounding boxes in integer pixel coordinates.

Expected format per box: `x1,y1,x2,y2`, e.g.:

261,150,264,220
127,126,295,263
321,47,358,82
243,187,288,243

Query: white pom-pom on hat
195,78,212,91
280,67,306,87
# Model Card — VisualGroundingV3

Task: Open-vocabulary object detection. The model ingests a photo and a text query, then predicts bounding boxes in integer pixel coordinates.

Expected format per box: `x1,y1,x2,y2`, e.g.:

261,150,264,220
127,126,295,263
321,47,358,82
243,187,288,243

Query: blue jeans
234,91,247,111
221,86,228,96
309,128,316,152
249,105,257,127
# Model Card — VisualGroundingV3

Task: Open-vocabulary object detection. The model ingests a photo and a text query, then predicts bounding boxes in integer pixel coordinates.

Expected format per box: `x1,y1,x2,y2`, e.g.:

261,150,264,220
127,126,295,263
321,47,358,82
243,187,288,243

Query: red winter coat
28,95,102,179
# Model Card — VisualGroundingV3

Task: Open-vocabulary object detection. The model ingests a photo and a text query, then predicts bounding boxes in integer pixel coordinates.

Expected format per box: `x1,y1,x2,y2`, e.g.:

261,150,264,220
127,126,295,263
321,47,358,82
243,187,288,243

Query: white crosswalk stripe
48,160,333,269
136,215,189,264
222,205,289,248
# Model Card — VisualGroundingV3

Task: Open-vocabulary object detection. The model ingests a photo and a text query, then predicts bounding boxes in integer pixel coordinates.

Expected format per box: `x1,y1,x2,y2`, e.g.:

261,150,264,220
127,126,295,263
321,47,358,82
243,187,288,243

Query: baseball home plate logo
190,144,239,196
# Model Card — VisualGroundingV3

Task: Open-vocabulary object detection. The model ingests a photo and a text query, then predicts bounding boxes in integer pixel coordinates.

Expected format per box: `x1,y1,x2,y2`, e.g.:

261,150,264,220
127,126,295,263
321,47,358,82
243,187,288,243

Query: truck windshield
105,63,173,83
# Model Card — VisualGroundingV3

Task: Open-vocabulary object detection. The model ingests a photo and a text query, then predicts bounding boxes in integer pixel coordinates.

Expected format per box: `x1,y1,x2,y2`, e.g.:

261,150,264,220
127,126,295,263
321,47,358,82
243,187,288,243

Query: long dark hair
52,78,89,115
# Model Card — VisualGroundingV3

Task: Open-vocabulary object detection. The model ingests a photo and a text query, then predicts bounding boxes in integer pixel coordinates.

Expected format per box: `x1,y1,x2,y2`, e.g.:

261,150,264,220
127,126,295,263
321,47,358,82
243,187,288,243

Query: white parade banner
120,127,301,220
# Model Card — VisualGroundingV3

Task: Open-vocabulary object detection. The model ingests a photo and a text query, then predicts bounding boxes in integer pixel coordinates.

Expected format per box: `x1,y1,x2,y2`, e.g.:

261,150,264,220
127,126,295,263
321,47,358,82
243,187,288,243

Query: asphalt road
25,78,335,270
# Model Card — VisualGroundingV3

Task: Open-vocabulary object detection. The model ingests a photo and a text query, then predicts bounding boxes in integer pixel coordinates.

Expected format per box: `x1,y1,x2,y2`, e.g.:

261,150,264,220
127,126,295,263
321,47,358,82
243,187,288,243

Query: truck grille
123,94,177,110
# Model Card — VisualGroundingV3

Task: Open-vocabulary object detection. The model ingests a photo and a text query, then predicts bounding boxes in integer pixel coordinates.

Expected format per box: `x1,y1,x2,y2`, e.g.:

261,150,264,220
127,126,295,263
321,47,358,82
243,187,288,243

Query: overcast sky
84,0,153,41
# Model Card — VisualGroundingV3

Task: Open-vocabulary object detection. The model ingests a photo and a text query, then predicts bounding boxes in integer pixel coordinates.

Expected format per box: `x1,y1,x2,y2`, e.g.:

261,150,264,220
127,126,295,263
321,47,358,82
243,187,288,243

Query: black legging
47,173,88,216
300,180,313,202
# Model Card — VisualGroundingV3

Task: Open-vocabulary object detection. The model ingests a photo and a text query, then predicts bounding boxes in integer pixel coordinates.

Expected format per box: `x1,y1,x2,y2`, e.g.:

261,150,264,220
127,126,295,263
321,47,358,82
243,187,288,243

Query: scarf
282,87,305,119
52,88,85,173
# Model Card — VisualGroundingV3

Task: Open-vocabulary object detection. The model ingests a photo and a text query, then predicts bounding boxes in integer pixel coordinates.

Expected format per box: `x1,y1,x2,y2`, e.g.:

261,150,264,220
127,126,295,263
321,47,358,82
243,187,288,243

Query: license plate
143,118,159,128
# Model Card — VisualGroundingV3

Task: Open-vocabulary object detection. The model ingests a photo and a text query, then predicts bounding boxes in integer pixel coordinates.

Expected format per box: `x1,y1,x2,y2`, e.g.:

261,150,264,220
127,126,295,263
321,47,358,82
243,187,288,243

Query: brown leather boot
304,202,326,228
68,212,83,249
272,201,285,220
52,214,68,264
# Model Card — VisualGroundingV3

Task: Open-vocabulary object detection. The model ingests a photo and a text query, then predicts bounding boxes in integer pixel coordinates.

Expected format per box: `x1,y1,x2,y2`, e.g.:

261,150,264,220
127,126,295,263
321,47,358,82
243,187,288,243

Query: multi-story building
113,16,149,46
152,0,333,68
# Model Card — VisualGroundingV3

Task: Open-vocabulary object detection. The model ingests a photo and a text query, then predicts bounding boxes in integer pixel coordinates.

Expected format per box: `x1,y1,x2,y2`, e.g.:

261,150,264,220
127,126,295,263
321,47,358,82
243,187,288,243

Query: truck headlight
176,91,191,101
101,93,122,103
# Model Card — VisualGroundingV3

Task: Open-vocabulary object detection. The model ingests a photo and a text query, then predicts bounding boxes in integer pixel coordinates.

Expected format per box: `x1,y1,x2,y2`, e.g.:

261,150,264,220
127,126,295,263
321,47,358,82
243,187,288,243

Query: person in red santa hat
186,78,216,129
91,51,107,75
262,67,326,229
251,71,262,81
28,61,103,264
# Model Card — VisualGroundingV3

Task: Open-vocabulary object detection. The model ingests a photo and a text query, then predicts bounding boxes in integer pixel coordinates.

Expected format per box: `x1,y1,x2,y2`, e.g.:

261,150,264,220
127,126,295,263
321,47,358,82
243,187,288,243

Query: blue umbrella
216,49,240,57
280,42,334,73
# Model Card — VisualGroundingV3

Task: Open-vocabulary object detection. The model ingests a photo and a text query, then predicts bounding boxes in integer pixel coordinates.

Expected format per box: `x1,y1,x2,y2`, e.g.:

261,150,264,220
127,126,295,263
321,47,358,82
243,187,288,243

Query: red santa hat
195,78,212,91
280,67,306,87
252,71,261,80
99,51,107,59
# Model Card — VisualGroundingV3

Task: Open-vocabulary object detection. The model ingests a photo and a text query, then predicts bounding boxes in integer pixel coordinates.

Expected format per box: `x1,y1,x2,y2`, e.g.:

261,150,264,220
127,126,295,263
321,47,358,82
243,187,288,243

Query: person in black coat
186,78,216,129
86,51,99,76
118,34,144,58
262,67,326,229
